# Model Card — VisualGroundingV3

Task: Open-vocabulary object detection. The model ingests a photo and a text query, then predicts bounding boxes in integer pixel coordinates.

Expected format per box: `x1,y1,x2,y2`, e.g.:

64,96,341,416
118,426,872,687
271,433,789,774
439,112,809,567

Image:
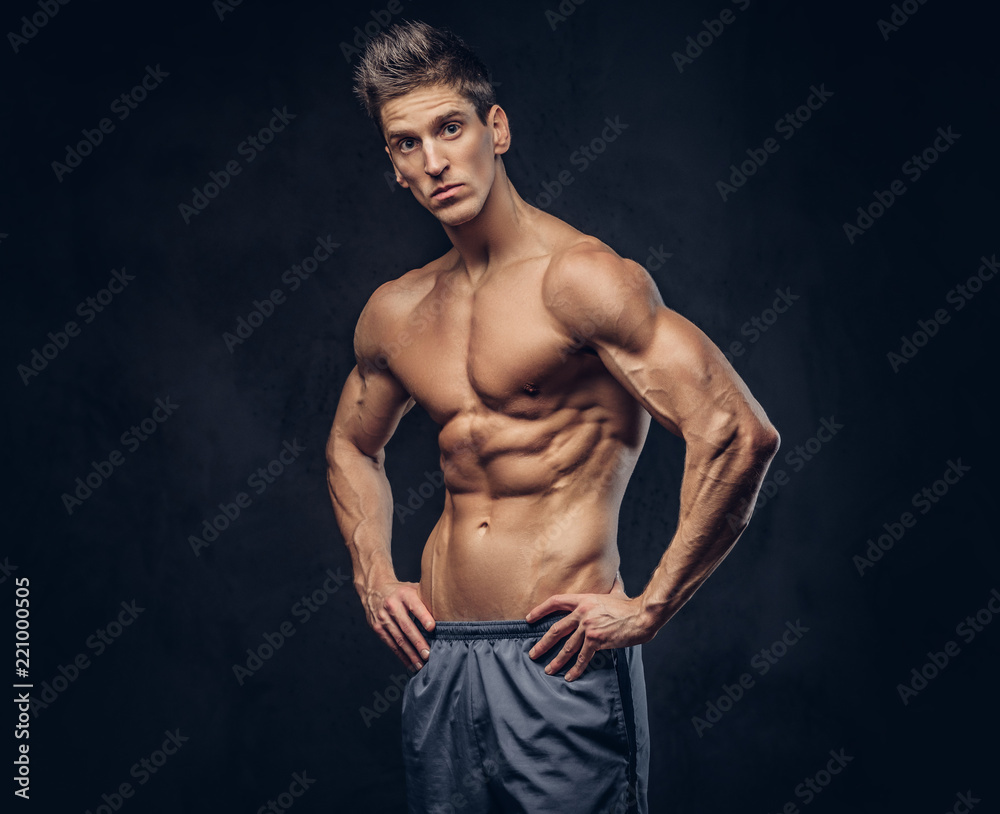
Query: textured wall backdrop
3,0,998,811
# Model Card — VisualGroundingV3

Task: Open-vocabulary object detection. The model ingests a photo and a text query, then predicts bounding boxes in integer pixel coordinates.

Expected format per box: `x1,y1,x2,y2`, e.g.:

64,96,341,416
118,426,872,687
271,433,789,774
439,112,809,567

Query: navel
522,382,540,396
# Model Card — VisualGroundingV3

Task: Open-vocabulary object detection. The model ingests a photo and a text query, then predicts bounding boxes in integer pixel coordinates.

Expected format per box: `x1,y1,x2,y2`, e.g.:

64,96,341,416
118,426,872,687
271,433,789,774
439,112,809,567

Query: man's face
381,84,507,227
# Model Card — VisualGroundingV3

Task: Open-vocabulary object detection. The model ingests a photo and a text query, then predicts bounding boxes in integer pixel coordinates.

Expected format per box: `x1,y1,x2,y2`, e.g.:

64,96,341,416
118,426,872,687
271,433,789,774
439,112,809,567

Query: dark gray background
4,0,998,811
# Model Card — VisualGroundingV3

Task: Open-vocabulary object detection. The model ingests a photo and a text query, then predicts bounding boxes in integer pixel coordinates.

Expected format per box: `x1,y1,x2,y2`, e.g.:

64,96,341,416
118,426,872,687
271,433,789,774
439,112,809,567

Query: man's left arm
526,246,780,680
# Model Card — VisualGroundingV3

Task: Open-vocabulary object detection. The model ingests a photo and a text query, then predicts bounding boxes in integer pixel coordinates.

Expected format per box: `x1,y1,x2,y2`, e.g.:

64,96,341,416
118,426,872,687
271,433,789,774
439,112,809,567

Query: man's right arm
325,298,435,672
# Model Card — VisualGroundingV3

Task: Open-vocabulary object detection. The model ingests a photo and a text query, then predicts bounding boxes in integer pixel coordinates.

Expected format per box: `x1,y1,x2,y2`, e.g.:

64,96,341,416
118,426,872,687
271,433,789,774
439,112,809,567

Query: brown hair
353,20,496,138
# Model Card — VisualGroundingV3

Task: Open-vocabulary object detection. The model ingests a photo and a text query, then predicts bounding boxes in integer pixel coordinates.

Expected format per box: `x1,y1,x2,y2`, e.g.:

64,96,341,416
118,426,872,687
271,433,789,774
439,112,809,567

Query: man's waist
417,612,570,640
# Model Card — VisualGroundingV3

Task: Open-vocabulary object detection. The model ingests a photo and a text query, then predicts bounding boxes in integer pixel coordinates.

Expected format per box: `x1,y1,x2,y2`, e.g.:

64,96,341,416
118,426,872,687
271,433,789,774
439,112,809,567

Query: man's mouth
431,183,463,201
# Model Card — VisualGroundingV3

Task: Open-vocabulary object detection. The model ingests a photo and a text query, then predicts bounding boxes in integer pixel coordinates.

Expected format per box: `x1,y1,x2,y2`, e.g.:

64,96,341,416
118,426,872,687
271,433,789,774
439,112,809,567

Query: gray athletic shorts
401,612,649,814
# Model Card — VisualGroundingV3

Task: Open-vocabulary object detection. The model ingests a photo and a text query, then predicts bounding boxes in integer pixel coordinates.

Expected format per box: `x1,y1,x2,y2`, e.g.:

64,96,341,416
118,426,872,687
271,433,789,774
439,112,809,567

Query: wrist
357,565,397,595
638,593,674,632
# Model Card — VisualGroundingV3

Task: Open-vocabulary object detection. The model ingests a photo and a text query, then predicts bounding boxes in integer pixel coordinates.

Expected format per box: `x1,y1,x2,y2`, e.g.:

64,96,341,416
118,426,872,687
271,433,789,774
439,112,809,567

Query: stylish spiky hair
353,20,496,138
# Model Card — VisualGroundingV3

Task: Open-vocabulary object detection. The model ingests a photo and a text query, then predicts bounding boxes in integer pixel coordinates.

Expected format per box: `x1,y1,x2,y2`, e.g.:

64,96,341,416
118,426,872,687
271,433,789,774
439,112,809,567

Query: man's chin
428,200,480,227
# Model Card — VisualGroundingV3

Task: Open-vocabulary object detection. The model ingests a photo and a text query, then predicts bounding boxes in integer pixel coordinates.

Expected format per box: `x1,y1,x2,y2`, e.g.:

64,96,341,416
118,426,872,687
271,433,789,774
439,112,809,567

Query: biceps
330,365,413,460
597,308,765,441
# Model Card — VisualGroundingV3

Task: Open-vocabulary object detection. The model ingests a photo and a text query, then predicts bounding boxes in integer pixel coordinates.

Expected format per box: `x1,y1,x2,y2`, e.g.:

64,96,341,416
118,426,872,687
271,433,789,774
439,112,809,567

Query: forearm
639,420,779,627
326,433,398,598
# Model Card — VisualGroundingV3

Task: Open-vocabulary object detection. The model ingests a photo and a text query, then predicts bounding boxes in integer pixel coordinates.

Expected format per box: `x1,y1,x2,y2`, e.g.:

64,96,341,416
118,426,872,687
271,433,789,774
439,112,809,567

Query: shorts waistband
423,612,569,641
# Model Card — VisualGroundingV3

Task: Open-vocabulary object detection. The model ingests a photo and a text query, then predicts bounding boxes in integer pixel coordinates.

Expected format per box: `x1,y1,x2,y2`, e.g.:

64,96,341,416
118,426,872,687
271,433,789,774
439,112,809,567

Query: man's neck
442,160,537,282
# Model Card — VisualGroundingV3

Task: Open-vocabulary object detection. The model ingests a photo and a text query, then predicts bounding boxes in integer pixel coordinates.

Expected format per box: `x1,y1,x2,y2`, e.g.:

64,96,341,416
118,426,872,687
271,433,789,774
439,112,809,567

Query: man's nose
423,144,448,176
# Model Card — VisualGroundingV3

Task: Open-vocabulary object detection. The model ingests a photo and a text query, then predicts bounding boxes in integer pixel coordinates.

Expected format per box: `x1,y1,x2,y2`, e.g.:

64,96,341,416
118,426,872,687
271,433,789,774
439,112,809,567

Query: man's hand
364,580,436,673
525,572,659,682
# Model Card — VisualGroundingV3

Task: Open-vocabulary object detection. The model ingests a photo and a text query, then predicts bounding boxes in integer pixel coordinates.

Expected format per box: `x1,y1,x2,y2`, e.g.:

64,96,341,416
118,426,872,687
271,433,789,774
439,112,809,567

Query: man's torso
372,215,651,619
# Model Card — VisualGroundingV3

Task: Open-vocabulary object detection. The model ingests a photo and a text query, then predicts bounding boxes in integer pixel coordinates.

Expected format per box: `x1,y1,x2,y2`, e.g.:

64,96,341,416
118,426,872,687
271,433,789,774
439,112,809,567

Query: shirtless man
327,20,780,814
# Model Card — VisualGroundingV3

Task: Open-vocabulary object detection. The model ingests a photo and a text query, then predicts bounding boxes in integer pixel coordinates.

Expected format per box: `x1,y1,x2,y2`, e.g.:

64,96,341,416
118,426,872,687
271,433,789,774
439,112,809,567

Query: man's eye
400,138,415,151
444,124,460,135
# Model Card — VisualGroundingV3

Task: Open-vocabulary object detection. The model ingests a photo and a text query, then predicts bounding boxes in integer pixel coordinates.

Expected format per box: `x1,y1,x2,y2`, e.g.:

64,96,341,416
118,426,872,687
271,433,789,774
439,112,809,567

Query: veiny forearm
326,432,398,598
640,419,779,627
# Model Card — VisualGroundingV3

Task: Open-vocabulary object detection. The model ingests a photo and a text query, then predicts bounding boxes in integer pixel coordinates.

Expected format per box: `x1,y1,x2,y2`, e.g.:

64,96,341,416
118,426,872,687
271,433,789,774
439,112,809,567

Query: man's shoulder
542,234,657,320
354,250,457,356
548,234,626,274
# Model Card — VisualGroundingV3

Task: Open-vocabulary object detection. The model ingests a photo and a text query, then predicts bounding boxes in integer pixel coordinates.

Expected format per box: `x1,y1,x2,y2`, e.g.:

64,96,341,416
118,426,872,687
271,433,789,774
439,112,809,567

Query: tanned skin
327,83,780,682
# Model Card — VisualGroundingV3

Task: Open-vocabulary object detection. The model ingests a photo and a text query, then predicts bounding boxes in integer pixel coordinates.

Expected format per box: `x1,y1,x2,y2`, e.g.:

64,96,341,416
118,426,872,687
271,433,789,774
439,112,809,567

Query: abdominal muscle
417,414,641,621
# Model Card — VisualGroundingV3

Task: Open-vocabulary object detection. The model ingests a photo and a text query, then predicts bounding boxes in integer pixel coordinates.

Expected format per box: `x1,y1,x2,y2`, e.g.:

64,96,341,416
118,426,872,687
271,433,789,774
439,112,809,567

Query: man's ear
490,105,511,156
384,145,409,188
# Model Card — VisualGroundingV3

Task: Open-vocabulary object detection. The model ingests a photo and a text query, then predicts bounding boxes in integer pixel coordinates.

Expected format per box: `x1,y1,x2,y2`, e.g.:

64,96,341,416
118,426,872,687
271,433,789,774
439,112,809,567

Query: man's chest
387,272,596,422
